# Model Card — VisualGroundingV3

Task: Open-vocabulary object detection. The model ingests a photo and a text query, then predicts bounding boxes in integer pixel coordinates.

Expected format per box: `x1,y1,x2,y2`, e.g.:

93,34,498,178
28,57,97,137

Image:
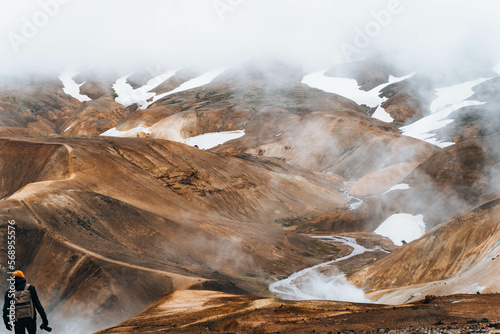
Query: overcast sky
1,0,499,75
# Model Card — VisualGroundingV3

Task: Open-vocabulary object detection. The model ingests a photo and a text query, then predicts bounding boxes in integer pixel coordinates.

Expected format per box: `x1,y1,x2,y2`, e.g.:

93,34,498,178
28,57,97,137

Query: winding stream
269,236,382,302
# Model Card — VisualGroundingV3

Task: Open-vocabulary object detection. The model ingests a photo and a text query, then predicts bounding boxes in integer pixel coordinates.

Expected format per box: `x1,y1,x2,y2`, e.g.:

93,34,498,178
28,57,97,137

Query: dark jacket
2,277,48,326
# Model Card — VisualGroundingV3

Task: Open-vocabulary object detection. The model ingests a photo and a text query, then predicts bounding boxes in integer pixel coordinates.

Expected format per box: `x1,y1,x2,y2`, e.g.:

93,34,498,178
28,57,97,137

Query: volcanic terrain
0,58,499,333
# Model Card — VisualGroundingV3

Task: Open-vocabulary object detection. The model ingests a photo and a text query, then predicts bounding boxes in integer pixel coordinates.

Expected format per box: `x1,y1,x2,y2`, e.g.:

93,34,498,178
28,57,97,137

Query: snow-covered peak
59,71,91,103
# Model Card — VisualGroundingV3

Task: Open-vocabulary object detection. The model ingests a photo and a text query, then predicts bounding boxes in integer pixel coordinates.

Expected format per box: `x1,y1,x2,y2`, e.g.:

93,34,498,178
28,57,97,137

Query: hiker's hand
42,319,49,327
5,323,12,331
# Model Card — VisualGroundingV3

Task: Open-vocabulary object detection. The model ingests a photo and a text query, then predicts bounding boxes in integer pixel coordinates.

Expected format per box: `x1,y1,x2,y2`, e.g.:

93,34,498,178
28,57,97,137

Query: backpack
14,284,34,321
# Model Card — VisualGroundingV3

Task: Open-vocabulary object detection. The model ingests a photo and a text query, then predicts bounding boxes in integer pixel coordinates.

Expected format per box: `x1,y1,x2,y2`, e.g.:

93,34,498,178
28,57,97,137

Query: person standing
2,271,49,333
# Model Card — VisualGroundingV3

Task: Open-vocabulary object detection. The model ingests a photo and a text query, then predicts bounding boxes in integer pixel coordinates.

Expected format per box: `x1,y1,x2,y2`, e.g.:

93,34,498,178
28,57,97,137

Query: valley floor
96,290,500,334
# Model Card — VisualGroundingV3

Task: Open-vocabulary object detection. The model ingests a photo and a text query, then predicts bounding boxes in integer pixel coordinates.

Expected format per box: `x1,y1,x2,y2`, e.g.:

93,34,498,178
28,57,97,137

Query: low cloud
0,0,498,76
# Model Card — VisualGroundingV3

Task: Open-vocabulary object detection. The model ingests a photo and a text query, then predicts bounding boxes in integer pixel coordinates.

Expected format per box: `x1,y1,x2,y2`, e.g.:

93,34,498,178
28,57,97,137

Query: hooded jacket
2,277,48,326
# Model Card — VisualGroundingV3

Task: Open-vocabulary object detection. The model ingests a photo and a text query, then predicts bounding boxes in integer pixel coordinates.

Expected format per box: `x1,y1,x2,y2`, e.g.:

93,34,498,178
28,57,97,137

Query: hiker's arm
29,286,48,325
2,291,11,326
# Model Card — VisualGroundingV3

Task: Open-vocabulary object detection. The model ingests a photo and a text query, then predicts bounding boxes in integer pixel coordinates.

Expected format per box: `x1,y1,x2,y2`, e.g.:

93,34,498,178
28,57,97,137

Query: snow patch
64,126,72,133
451,299,466,304
401,100,486,148
372,102,394,122
374,213,425,246
184,130,245,150
152,67,228,104
113,70,177,109
59,71,91,102
100,125,244,149
401,78,492,148
430,78,491,113
100,125,151,137
383,183,410,195
302,72,372,105
302,70,414,108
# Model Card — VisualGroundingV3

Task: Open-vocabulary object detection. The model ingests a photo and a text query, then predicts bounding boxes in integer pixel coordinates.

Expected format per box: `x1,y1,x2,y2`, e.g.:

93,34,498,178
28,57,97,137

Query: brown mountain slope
0,79,135,137
299,134,500,235
106,63,437,183
371,135,500,229
61,98,136,136
348,198,500,304
0,136,347,331
0,140,70,199
215,110,436,180
0,80,81,136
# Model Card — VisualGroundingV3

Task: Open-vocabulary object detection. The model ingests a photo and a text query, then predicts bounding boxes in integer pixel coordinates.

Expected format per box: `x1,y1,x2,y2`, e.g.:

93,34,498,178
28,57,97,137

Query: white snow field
59,71,91,102
374,213,425,246
383,183,410,195
401,77,491,148
269,236,382,302
184,130,245,149
301,70,415,123
113,70,177,109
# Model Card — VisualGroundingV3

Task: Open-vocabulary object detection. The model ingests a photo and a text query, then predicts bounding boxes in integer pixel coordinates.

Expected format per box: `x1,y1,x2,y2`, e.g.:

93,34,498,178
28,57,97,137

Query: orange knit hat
12,270,25,278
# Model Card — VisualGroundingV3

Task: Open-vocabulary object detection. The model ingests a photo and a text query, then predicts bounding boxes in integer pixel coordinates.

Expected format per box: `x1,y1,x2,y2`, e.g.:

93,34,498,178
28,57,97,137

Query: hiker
2,271,50,333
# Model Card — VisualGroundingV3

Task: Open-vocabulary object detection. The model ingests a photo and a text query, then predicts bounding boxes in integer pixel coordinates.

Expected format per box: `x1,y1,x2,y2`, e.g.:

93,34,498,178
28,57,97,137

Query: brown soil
96,290,500,334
